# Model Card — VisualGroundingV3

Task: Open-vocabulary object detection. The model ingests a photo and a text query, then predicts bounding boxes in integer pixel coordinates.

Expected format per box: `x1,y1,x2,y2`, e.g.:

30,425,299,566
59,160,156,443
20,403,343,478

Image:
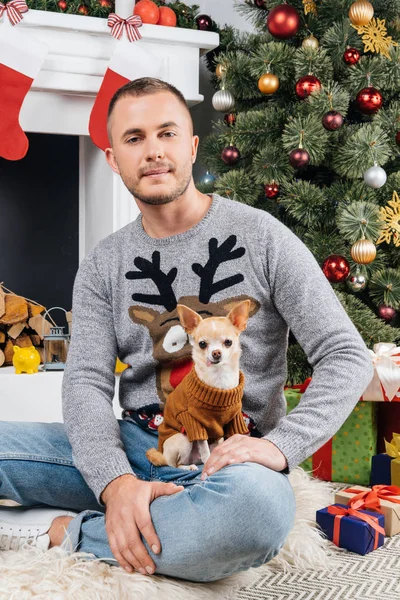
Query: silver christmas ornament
363,163,387,188
212,89,235,113
347,271,368,292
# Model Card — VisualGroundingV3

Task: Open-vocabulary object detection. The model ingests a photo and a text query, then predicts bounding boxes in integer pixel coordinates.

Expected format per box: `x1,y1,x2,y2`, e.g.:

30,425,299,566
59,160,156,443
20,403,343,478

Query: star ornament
376,190,400,247
352,18,398,60
303,0,317,16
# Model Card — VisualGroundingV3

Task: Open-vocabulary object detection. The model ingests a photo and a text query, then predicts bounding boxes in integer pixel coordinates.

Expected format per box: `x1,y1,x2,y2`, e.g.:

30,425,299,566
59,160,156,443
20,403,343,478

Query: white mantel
0,9,219,422
0,9,219,260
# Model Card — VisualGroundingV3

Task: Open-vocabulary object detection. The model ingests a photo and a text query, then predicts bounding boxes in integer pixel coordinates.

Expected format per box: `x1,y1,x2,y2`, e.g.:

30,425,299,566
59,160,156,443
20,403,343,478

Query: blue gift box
316,503,385,555
370,453,392,486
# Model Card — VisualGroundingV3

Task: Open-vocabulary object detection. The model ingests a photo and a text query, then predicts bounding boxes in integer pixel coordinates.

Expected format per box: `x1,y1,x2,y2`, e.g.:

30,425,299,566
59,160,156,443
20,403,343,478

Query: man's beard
120,164,192,206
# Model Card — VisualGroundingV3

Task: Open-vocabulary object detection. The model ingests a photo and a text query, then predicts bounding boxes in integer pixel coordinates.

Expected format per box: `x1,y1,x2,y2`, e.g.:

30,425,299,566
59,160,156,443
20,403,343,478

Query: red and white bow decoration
108,13,142,43
0,0,28,25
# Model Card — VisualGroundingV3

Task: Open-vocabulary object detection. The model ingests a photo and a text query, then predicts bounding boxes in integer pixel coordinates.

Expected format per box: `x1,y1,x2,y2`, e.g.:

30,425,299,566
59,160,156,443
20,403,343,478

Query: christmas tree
197,0,400,385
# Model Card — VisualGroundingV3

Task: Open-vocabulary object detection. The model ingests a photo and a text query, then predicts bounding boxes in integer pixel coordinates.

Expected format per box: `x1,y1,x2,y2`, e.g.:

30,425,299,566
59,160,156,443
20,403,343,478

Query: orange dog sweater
157,365,249,453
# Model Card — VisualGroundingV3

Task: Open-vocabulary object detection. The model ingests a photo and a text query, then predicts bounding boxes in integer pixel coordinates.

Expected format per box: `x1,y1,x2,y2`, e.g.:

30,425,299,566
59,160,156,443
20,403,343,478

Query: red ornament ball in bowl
343,47,361,65
158,6,177,26
267,4,300,39
322,255,350,283
295,75,322,99
134,0,160,24
356,87,383,114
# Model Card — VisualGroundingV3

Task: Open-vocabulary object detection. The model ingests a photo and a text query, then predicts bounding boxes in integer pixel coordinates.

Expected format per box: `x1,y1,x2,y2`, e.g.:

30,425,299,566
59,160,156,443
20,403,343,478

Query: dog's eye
199,341,207,349
224,339,233,347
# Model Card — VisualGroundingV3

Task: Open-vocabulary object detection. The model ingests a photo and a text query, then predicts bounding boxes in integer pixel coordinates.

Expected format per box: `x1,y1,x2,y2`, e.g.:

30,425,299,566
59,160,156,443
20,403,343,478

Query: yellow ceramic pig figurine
13,345,41,374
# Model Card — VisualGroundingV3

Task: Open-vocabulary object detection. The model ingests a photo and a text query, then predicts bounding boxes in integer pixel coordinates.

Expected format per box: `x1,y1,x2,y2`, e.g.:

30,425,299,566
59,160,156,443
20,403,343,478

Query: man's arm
62,251,135,507
258,215,375,472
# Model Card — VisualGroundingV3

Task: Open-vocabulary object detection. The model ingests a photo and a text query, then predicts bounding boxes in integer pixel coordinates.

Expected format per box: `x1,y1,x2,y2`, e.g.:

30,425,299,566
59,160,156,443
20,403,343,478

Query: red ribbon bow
0,0,28,24
343,485,400,512
327,504,385,550
108,13,142,43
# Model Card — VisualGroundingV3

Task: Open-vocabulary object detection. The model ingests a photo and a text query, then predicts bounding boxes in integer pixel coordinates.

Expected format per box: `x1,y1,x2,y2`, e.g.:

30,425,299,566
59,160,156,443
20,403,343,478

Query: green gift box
285,387,378,484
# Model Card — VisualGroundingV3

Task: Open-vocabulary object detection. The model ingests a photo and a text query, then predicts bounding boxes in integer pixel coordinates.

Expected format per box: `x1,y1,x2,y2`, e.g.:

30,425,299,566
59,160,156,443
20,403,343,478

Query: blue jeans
0,419,296,583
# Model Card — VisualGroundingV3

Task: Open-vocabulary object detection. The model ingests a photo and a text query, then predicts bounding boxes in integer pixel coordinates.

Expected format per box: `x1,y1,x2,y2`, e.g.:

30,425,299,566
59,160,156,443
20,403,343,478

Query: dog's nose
212,350,221,359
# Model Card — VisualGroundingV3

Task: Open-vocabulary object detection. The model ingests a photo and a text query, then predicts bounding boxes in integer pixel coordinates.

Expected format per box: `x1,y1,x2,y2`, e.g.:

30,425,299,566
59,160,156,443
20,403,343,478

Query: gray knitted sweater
62,193,374,505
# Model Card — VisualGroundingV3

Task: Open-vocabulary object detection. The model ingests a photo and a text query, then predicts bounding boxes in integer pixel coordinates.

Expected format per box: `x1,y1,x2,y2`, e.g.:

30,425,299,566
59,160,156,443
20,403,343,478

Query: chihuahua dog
146,299,251,470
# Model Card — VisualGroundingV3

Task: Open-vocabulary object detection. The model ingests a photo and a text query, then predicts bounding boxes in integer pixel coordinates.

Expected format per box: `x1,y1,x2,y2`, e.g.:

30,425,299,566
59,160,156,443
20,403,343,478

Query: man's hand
200,434,288,480
101,474,184,575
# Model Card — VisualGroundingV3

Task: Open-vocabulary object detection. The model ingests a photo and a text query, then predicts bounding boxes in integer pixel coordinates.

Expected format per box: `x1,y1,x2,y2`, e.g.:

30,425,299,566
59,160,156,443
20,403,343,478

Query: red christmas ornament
99,0,111,6
254,0,266,7
267,4,300,40
221,145,240,165
196,14,213,30
265,183,280,199
224,113,236,127
322,110,344,131
343,47,361,65
322,255,350,283
396,131,400,146
78,4,89,14
356,87,383,115
58,0,67,9
295,75,322,99
378,305,397,323
289,148,310,169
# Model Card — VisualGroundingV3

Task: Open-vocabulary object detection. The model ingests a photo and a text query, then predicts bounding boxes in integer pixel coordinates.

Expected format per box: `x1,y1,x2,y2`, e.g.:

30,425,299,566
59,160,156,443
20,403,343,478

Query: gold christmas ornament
352,18,398,60
376,190,400,247
258,73,280,95
302,34,319,50
216,64,226,79
349,1,374,26
350,238,377,264
303,0,317,16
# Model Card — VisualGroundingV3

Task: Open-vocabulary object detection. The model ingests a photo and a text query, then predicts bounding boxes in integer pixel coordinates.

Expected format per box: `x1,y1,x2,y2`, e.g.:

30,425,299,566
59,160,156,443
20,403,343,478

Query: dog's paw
177,464,199,471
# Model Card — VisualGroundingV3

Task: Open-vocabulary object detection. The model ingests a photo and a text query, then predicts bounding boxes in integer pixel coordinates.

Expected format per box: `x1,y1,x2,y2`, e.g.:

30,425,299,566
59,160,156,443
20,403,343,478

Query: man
0,77,374,583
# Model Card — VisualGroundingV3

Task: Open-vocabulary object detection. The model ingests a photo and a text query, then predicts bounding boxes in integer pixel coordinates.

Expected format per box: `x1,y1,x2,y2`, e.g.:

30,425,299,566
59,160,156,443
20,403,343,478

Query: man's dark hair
107,77,193,144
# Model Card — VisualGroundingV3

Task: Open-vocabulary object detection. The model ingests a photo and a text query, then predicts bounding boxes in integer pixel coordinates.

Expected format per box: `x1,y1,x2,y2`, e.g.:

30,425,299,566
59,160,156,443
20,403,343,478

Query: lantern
41,307,70,371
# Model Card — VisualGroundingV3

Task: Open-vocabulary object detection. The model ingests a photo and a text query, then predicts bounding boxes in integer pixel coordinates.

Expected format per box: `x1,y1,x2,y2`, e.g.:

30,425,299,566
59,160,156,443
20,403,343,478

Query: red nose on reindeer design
126,235,262,410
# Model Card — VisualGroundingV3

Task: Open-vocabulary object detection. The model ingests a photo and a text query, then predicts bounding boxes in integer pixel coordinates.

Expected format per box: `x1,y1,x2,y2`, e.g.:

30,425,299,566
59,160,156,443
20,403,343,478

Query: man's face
105,91,199,206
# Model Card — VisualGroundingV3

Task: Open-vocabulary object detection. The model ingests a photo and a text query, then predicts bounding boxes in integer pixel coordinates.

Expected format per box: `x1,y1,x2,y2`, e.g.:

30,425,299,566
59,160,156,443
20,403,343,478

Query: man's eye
128,137,139,143
199,341,207,349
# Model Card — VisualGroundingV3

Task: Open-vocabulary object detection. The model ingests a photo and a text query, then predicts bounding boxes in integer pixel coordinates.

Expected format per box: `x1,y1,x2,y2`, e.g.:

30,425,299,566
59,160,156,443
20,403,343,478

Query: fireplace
0,7,219,422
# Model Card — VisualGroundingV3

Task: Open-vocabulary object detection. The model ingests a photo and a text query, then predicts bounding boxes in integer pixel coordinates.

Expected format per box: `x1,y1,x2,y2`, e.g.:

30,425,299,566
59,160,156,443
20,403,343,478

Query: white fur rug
0,468,335,599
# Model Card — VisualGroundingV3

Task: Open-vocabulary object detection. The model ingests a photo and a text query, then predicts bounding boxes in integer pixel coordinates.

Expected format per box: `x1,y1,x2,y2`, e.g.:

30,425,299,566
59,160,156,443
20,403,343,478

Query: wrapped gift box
360,343,400,402
316,503,385,555
334,484,400,536
377,404,400,453
370,453,392,486
285,387,377,484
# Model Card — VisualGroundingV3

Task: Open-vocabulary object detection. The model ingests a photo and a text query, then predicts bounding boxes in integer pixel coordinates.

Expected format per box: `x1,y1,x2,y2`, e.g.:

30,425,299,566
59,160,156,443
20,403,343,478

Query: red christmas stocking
0,23,48,161
89,36,165,151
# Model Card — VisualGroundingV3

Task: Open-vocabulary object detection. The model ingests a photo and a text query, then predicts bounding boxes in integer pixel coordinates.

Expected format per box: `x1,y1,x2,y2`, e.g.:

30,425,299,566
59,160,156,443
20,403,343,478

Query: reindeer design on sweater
125,235,261,416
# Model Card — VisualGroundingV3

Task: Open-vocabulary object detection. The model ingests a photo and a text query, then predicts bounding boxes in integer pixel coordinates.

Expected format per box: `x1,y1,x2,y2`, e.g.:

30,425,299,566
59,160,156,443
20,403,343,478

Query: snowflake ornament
376,191,400,247
352,18,398,60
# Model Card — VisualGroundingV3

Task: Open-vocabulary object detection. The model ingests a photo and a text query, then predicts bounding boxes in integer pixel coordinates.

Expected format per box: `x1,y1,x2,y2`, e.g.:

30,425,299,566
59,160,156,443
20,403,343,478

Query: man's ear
105,147,120,175
176,304,202,334
192,135,199,164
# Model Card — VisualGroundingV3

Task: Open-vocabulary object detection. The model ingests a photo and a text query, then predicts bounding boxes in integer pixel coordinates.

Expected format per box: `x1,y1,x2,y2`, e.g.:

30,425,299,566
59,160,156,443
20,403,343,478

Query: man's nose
212,349,221,359
145,141,165,161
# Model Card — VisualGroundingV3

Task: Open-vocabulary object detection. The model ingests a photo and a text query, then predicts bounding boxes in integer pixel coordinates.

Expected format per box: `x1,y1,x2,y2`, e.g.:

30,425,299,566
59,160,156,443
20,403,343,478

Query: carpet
0,468,350,599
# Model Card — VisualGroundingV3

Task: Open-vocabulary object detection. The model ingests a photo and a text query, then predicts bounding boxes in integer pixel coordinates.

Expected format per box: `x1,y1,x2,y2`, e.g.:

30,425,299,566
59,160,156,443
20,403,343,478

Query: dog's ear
227,299,251,332
176,304,202,335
